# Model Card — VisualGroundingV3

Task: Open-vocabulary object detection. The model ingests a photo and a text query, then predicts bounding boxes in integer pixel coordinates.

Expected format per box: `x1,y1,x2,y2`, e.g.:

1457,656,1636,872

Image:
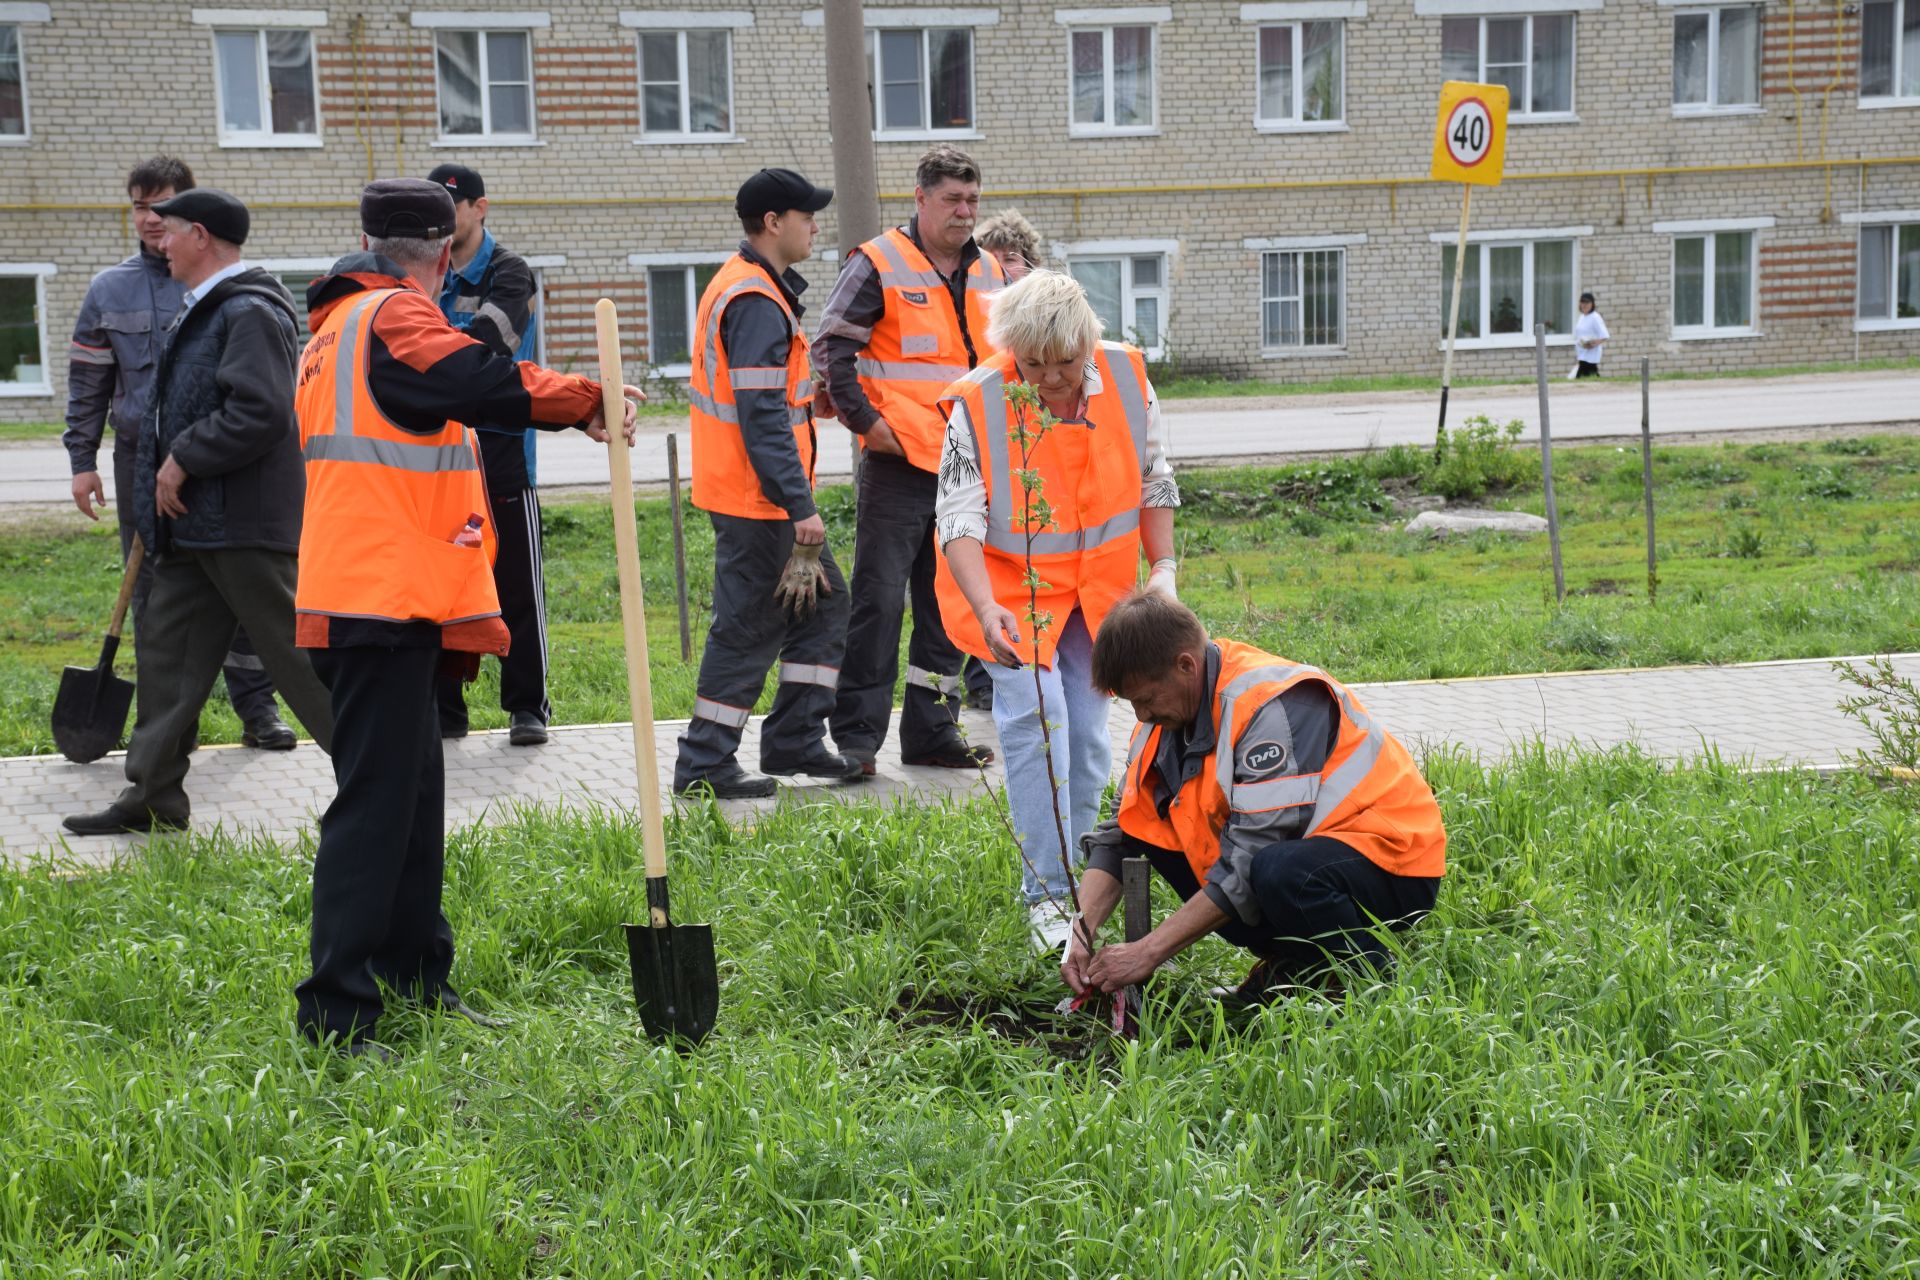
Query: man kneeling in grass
1064,592,1446,1005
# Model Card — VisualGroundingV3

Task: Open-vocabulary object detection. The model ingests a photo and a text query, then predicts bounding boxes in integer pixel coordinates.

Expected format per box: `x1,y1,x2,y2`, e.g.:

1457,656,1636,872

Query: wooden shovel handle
107,538,145,640
594,301,671,908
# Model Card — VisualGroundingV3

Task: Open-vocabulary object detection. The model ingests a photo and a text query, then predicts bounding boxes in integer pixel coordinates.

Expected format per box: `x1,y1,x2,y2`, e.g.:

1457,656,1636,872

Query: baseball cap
735,168,833,223
426,163,486,203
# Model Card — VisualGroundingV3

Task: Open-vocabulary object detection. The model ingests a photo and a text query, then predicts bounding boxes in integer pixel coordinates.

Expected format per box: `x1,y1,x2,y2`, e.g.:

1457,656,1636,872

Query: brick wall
2,0,1916,424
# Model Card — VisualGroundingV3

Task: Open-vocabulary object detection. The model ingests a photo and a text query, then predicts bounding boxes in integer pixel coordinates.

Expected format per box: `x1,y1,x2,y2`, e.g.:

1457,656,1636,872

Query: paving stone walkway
4,653,1910,870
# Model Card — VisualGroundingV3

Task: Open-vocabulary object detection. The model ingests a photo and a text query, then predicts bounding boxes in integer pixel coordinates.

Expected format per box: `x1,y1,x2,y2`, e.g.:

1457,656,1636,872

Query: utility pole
823,0,880,256
822,0,878,496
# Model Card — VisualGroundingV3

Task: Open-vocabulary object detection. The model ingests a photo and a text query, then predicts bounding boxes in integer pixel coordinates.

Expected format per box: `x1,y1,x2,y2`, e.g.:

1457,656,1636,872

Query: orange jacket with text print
293,255,601,653
1117,639,1446,924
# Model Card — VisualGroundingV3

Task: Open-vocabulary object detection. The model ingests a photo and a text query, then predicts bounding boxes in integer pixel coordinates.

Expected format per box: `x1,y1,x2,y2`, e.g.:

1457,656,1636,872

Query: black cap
152,188,250,246
360,178,457,240
426,163,485,203
735,168,832,224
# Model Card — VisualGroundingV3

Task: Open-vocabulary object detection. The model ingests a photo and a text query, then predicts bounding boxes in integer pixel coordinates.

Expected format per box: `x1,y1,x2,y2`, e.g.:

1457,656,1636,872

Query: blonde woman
934,271,1179,949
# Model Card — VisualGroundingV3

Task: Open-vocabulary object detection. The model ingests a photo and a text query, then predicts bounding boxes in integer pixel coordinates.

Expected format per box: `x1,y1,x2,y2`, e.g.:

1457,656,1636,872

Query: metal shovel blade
51,635,134,764
625,920,718,1046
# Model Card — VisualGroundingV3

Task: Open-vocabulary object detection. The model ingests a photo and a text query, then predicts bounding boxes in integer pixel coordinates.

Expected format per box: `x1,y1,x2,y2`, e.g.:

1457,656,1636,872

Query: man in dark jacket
63,189,336,837
424,164,552,747
62,156,294,749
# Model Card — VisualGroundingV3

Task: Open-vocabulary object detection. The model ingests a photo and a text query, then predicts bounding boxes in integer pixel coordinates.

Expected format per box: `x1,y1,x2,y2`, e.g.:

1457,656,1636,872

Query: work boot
434,993,509,1029
242,713,297,751
762,747,865,782
62,805,187,837
673,767,778,800
1210,957,1344,1008
344,1040,400,1065
902,738,994,769
508,710,549,747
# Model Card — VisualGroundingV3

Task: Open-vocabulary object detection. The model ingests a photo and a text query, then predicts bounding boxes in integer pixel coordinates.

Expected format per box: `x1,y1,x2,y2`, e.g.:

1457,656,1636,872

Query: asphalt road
5,371,1913,506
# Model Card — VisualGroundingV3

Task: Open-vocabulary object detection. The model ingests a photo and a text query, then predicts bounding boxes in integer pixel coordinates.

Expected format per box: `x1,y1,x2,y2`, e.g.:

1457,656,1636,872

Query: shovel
52,539,144,763
596,298,719,1046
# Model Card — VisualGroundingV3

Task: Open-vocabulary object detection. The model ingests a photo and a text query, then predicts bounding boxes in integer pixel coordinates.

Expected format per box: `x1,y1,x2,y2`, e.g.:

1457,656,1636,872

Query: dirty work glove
775,540,832,613
1146,558,1178,599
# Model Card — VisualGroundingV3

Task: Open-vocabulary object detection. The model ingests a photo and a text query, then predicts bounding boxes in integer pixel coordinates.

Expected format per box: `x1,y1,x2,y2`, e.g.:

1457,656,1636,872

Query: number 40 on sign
1430,80,1508,185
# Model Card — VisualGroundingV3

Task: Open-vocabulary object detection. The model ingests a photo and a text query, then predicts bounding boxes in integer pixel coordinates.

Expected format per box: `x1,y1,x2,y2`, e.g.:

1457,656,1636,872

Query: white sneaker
1028,901,1074,953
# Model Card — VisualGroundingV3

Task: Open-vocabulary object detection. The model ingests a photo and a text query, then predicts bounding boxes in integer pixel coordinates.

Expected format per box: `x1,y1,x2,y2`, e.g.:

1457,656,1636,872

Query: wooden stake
1641,357,1657,604
666,431,692,662
1533,323,1566,605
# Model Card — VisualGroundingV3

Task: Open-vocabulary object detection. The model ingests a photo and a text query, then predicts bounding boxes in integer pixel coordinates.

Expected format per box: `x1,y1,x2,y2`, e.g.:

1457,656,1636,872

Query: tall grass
2,751,1916,1275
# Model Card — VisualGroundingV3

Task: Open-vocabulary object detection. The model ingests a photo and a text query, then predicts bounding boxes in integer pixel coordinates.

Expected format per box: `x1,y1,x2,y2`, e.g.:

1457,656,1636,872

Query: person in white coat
1573,291,1609,378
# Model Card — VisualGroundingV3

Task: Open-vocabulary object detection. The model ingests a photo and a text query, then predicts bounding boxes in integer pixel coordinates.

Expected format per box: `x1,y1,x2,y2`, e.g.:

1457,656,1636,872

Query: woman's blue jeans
984,610,1113,905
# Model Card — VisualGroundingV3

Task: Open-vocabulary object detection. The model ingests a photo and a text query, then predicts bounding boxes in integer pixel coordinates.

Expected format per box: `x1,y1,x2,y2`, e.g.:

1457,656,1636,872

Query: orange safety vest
689,254,817,520
854,227,1004,473
934,343,1151,669
293,288,509,654
1118,639,1447,883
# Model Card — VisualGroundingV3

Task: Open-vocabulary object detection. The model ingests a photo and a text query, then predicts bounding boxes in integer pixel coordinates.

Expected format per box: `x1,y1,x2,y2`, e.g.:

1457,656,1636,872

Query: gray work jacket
63,248,185,474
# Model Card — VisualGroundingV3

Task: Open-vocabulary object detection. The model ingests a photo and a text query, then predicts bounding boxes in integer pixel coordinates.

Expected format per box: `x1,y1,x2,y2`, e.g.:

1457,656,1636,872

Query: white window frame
1059,8,1170,137
1441,13,1578,123
206,26,324,148
1859,0,1920,107
416,14,547,147
0,4,49,146
0,262,56,398
1247,235,1361,355
1055,238,1176,357
1670,3,1762,116
1252,19,1348,132
1655,217,1767,339
866,26,980,140
632,27,739,144
628,251,731,378
1847,213,1920,331
1429,227,1587,350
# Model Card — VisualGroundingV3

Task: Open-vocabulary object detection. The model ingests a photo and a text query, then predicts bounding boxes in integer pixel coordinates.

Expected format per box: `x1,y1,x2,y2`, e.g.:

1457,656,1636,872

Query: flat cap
360,177,456,240
152,188,250,246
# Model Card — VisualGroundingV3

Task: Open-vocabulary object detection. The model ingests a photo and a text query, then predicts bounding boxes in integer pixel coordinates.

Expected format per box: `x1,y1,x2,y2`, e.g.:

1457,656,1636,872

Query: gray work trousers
673,512,849,785
115,548,336,822
111,433,278,723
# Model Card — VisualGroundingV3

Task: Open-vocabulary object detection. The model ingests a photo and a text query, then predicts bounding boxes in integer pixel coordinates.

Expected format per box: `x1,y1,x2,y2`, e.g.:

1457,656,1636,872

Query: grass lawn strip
4,434,1919,757
0,753,1915,1273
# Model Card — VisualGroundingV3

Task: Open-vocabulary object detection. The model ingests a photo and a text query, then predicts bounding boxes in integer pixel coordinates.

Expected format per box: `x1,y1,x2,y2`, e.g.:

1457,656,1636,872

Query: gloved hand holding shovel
775,514,831,613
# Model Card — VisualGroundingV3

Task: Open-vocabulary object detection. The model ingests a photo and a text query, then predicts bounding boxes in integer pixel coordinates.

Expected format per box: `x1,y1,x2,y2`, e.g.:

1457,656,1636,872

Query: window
435,29,536,140
0,23,27,140
1256,21,1344,128
1065,249,1170,355
213,28,319,144
1439,239,1576,342
1261,250,1345,350
867,27,974,135
639,29,733,138
647,262,724,371
1671,231,1756,334
1440,15,1575,119
1861,0,1920,103
1673,6,1759,111
1070,25,1156,134
1857,222,1920,326
0,265,53,396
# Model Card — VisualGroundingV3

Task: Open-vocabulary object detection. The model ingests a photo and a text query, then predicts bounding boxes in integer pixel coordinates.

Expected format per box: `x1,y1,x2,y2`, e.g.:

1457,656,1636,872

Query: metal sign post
1431,81,1510,456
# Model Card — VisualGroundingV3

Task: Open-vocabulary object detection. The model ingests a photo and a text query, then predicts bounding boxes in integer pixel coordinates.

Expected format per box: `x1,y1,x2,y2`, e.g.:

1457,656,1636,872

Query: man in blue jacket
424,164,552,747
62,156,296,750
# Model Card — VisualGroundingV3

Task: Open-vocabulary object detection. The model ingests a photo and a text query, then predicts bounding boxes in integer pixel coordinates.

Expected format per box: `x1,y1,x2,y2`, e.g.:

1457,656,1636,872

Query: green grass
6,434,1920,756
1,751,1916,1274
1151,353,1920,400
0,420,64,441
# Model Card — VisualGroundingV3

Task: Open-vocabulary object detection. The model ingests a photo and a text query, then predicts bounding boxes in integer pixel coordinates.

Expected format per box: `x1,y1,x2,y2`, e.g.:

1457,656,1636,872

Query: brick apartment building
0,0,1915,424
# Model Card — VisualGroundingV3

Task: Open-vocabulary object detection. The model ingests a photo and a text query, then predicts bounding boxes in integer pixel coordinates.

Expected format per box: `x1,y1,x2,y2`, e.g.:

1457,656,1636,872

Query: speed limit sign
1431,81,1508,186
